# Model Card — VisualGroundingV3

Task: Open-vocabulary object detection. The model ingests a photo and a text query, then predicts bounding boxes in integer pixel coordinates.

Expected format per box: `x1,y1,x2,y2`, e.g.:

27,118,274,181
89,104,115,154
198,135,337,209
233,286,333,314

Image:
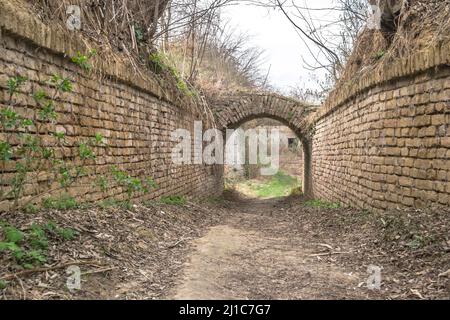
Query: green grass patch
148,51,197,97
45,221,78,241
373,50,385,60
305,199,342,209
99,199,133,210
0,280,7,290
241,171,302,199
159,195,187,206
42,194,79,210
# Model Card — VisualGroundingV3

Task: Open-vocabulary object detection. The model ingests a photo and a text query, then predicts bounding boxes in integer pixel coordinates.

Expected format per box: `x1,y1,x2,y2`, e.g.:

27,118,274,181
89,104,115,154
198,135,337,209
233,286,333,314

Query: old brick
414,179,434,190
384,119,398,128
441,137,450,148
411,168,428,179
431,114,446,126
418,126,436,137
401,196,415,206
414,159,431,169
413,115,431,127
398,118,413,127
399,177,413,187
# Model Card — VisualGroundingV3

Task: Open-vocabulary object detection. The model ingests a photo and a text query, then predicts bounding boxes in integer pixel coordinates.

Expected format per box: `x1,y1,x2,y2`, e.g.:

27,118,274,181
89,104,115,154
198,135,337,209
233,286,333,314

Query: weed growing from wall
149,51,198,97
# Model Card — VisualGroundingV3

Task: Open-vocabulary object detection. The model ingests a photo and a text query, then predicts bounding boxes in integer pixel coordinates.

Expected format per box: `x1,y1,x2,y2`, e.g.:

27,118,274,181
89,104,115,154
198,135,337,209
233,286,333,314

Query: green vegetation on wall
0,51,158,212
149,51,198,97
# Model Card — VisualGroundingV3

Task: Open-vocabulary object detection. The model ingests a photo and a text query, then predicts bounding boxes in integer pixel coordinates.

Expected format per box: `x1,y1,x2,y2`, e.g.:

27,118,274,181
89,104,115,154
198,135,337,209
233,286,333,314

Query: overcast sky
222,0,340,93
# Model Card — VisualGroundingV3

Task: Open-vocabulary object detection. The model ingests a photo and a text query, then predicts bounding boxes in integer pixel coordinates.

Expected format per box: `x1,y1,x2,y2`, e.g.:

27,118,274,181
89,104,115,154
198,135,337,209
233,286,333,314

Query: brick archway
212,93,317,197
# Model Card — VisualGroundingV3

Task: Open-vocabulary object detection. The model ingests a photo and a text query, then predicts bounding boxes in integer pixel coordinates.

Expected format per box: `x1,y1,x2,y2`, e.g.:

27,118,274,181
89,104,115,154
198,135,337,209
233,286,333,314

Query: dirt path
2,193,447,300
169,198,373,300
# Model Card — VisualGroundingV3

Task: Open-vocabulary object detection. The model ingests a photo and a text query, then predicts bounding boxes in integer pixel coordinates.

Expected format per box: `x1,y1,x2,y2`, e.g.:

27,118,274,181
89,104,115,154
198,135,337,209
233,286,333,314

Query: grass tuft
42,194,79,210
159,195,187,206
238,171,301,199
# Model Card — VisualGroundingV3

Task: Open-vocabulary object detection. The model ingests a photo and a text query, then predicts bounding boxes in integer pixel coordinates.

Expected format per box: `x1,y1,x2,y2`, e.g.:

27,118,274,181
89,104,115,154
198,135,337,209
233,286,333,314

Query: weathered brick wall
311,45,450,210
0,1,222,210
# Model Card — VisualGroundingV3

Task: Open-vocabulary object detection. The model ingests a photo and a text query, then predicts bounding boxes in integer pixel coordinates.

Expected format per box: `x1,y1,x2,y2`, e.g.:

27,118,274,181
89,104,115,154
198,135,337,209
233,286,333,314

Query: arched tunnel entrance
223,117,312,198
212,93,316,198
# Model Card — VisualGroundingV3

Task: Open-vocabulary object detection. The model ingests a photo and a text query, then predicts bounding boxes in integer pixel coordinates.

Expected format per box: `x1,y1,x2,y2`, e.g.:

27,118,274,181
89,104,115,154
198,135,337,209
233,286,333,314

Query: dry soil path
168,197,373,300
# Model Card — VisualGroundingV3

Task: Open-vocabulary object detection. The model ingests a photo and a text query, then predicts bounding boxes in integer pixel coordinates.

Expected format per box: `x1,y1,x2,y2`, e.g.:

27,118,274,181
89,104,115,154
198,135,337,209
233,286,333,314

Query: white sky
222,0,339,93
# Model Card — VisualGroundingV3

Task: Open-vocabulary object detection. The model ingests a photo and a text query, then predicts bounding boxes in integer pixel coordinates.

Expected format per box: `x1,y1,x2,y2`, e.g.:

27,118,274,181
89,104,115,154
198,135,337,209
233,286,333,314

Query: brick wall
311,47,450,210
0,1,222,211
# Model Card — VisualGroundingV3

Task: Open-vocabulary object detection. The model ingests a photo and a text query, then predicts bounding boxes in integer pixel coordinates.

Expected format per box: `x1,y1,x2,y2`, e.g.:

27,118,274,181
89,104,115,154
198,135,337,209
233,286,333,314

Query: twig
0,260,106,281
308,251,351,257
45,211,96,235
138,269,153,281
410,289,425,300
166,237,192,249
81,267,116,276
438,269,450,278
14,275,26,300
314,243,333,251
